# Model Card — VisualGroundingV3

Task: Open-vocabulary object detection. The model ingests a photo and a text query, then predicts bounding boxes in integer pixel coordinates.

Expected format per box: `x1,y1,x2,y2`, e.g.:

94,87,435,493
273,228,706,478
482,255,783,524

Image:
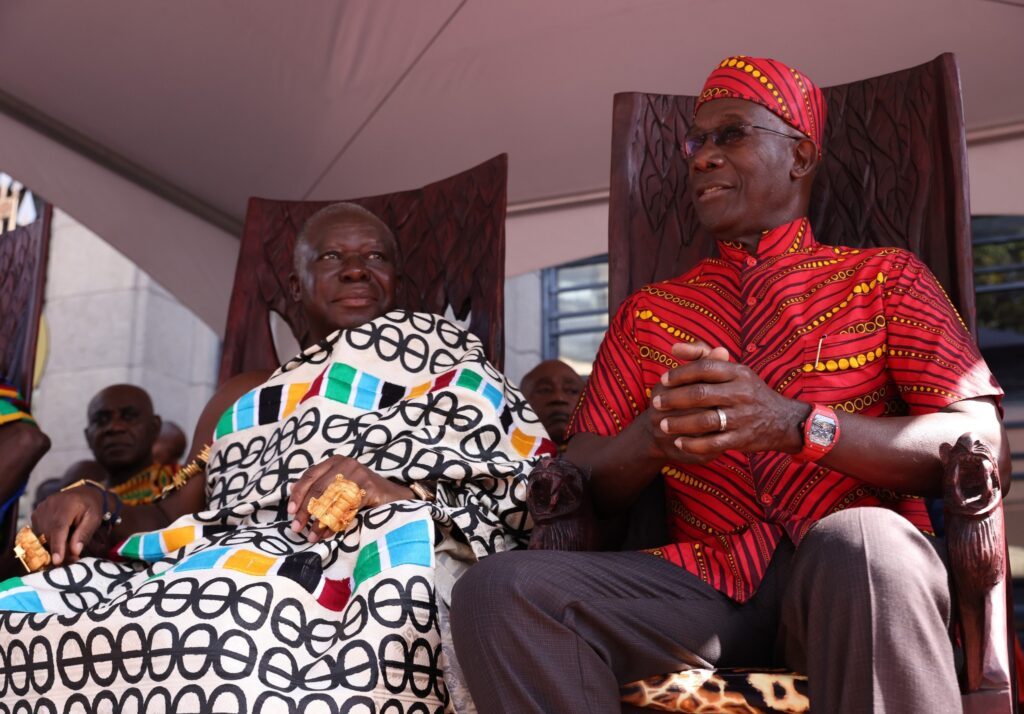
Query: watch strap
794,403,840,463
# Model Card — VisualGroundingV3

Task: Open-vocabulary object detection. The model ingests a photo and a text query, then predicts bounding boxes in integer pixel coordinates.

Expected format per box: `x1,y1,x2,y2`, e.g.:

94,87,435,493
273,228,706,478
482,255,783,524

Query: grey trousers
450,507,961,713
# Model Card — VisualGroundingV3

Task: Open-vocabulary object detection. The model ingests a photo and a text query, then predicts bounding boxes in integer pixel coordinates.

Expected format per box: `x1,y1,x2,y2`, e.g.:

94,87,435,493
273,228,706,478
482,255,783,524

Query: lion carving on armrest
526,458,600,551
941,433,1005,693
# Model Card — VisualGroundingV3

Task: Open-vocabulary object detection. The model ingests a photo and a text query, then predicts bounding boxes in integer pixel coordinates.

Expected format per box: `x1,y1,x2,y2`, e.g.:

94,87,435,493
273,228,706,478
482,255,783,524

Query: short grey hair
292,202,398,272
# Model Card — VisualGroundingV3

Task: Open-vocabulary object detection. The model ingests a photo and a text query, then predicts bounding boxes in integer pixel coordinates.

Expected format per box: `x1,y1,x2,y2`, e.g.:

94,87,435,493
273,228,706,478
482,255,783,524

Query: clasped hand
287,455,413,543
646,341,808,464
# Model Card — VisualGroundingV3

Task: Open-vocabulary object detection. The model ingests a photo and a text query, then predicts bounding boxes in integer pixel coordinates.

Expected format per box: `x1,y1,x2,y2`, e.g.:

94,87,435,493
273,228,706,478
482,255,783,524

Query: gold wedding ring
13,526,51,573
307,473,366,533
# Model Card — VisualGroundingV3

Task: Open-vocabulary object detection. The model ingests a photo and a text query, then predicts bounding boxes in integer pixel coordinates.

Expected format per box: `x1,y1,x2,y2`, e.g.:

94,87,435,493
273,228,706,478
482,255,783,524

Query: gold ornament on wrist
161,445,211,496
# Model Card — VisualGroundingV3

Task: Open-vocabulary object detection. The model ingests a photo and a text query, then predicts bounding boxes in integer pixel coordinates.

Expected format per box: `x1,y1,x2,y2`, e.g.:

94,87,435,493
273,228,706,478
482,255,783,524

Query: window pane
557,332,605,375
555,313,609,333
556,287,608,315
557,262,608,288
973,217,1024,399
542,255,609,372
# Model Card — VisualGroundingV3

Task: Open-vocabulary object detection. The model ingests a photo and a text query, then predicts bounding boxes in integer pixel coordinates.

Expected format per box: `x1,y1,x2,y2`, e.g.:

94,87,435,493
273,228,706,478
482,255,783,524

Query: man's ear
790,138,818,181
148,414,162,444
287,272,302,303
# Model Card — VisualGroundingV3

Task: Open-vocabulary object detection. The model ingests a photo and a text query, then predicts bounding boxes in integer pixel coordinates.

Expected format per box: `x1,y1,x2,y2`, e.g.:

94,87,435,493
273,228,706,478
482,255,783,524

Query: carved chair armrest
526,458,600,552
942,433,1009,695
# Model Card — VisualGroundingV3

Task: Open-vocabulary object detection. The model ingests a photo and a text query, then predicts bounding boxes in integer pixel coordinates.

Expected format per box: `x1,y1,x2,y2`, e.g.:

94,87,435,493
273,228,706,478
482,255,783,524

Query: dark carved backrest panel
609,54,974,335
219,155,508,383
0,205,52,406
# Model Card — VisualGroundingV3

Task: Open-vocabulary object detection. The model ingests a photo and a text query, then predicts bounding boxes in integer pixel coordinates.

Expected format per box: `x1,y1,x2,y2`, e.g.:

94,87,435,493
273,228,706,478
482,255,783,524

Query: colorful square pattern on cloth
0,577,44,613
353,519,434,589
214,361,553,457
0,381,34,426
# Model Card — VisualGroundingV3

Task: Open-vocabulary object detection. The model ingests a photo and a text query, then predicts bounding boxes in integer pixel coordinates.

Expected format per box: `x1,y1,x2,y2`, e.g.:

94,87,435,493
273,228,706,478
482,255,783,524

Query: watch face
808,414,837,447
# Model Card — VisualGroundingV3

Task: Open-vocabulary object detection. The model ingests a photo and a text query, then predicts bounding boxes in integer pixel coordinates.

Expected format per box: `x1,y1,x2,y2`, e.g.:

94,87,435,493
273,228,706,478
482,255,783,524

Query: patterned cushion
620,668,809,713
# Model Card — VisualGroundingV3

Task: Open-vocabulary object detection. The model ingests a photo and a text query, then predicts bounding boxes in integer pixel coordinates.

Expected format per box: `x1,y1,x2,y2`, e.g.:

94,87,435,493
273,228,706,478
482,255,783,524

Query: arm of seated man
0,421,51,506
33,369,273,566
655,341,1010,496
568,340,1009,517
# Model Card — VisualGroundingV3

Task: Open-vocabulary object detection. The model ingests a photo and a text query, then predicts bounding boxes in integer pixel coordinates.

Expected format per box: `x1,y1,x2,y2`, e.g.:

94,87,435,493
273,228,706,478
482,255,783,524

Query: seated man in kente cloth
451,57,1010,713
0,202,552,712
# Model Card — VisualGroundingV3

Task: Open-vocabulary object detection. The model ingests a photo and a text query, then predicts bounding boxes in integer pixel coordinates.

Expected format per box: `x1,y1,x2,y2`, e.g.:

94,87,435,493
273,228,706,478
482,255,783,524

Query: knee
798,508,946,595
451,551,566,629
452,551,520,613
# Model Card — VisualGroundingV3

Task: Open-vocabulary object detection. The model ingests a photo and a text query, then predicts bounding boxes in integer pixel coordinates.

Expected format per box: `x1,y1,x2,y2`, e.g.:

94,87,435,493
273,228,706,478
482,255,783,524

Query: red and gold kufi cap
695,56,827,151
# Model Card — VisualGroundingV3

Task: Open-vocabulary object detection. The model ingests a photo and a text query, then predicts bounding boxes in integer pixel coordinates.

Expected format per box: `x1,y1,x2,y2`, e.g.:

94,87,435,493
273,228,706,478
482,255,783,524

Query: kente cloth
569,217,1002,603
695,56,826,150
0,311,553,713
109,463,183,506
0,378,33,427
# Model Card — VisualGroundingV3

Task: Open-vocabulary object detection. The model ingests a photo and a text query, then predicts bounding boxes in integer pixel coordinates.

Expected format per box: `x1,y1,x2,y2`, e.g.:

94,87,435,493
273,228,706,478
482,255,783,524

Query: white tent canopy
1,0,1022,331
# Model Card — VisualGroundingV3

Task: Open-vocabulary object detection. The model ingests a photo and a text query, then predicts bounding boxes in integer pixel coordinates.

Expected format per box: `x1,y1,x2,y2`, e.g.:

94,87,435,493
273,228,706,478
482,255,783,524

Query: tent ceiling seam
0,88,242,237
300,0,469,200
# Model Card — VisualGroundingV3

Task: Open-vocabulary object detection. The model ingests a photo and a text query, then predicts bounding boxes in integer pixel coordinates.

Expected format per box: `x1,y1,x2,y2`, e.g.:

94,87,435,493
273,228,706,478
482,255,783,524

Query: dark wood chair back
0,204,51,406
0,203,51,554
219,155,509,383
609,53,975,335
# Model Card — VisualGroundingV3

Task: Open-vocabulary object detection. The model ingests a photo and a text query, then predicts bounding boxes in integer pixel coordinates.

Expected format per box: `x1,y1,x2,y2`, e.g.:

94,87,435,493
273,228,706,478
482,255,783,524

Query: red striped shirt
570,217,1002,602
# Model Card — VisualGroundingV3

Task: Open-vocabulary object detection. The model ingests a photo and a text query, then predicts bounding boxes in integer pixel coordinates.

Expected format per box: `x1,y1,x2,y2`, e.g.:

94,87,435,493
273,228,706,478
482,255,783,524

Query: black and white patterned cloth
0,311,552,713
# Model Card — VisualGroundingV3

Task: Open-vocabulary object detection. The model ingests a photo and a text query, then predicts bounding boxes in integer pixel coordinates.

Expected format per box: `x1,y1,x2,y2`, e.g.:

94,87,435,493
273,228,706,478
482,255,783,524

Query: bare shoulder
187,370,274,461
60,459,109,486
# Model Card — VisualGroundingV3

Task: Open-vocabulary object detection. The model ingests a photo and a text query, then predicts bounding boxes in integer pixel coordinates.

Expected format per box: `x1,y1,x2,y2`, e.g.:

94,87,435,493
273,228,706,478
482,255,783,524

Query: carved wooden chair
530,54,1014,713
0,204,52,551
219,154,508,382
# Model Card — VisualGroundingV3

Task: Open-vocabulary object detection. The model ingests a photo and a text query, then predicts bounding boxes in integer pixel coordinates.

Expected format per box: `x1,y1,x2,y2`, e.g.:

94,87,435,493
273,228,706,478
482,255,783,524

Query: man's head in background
521,360,586,445
84,384,161,484
152,421,187,465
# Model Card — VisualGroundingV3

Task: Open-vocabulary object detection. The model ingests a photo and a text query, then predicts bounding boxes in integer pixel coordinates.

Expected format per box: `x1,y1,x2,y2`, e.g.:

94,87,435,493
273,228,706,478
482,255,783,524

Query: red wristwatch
793,404,840,462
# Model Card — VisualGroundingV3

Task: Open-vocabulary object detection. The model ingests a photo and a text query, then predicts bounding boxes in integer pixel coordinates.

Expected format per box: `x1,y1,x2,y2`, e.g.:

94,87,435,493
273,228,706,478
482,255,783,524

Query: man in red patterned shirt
452,56,1010,713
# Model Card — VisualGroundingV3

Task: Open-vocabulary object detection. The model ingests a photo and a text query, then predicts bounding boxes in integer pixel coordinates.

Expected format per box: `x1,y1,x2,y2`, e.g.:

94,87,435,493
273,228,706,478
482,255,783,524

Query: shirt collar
715,217,816,264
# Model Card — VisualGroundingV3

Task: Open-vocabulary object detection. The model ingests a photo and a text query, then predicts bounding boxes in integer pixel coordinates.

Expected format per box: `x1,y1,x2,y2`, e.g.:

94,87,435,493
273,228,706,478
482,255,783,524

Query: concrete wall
503,271,543,386
27,209,220,499
967,132,1024,216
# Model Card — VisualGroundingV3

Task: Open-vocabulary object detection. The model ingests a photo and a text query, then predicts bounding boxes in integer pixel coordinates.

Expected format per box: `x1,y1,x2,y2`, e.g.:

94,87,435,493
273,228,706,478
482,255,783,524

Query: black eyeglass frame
682,123,807,159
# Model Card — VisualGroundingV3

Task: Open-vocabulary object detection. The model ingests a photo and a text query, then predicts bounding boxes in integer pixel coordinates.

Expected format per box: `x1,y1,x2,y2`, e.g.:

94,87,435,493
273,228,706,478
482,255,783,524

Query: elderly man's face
84,386,161,471
291,215,398,342
687,98,804,240
522,361,585,444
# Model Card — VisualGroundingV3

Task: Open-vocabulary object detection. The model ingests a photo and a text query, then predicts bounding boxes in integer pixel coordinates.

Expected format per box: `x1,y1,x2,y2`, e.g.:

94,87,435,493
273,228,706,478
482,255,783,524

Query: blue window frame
541,254,609,375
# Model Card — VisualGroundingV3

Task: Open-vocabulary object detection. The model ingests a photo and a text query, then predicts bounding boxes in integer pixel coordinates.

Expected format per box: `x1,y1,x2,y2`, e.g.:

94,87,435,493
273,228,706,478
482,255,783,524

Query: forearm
0,423,50,503
108,474,208,542
820,397,1009,496
564,420,666,516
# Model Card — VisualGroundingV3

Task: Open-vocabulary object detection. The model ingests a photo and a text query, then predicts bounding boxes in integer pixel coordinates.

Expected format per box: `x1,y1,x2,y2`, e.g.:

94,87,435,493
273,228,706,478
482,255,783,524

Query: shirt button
746,296,757,307
745,256,757,267
745,343,757,353
760,493,773,506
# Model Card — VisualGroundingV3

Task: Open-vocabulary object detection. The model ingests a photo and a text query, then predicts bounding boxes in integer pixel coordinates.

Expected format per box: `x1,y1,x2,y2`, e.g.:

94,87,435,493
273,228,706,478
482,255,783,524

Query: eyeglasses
682,123,805,159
